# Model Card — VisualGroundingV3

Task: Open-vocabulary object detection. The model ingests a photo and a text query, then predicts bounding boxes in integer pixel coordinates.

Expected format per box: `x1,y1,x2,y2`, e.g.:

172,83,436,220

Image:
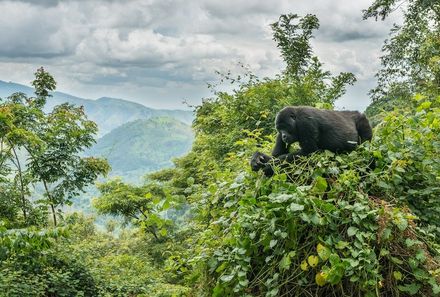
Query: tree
271,14,356,103
28,103,110,225
0,67,110,226
363,0,440,102
94,178,172,241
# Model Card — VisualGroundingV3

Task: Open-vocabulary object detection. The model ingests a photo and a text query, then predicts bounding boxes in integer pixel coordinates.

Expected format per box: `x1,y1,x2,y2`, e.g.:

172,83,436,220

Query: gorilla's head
275,107,297,145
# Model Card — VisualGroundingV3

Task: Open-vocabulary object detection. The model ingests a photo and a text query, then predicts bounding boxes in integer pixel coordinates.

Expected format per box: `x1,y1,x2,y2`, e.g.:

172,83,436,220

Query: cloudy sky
0,0,401,110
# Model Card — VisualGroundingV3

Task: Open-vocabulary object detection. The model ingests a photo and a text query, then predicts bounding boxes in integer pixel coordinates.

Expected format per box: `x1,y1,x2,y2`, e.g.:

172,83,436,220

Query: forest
0,0,439,296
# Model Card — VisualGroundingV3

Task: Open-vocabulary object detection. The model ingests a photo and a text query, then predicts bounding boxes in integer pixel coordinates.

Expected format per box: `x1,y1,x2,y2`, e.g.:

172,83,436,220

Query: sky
0,0,401,111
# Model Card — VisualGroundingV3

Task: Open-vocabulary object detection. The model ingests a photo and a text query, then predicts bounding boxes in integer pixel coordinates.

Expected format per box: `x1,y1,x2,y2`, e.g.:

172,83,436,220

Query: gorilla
251,106,372,176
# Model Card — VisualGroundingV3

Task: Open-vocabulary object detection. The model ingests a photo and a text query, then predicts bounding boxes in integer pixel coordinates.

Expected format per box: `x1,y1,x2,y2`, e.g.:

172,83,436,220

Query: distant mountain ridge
0,80,193,136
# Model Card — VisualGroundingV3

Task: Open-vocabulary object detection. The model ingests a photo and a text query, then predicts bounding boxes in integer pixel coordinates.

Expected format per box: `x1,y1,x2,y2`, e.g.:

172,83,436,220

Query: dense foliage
364,0,440,104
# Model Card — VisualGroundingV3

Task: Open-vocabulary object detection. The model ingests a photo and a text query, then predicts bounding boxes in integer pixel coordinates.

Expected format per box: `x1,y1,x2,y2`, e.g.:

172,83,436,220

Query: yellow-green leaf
300,260,309,271
317,243,331,261
308,255,319,268
393,271,403,281
315,272,327,286
413,93,426,101
417,101,432,111
313,176,327,193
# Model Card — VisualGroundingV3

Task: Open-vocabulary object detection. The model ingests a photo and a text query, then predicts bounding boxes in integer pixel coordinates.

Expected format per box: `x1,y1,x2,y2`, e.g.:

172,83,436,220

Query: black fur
250,106,372,176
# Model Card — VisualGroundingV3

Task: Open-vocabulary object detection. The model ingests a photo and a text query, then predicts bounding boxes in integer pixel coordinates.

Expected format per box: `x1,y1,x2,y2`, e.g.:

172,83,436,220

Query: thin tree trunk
138,209,160,240
43,180,57,226
50,203,57,226
149,227,159,240
11,145,27,221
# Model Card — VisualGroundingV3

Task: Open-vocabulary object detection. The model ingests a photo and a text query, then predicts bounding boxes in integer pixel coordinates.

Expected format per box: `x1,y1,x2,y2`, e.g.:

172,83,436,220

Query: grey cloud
0,0,60,7
319,28,384,42
0,0,126,7
0,1,88,58
201,1,281,18
0,0,401,109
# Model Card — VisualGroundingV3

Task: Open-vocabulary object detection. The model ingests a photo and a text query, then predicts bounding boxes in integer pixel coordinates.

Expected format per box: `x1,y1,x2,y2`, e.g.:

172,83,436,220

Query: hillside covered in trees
88,117,193,182
1,0,439,296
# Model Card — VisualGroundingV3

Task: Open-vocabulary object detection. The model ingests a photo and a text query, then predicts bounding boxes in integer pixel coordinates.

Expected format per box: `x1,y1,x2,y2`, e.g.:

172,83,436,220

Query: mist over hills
0,80,193,137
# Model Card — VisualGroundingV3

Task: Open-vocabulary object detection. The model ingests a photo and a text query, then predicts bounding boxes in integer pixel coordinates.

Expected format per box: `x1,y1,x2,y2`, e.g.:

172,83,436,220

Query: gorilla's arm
296,117,319,154
355,113,373,143
251,117,319,176
272,133,289,157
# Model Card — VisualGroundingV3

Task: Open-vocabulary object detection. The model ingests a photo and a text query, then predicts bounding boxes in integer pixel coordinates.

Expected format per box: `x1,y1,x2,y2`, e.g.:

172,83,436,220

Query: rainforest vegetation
1,0,439,296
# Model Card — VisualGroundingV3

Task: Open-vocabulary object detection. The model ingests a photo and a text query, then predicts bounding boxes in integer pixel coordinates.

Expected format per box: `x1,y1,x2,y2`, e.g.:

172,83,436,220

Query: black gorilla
251,106,372,176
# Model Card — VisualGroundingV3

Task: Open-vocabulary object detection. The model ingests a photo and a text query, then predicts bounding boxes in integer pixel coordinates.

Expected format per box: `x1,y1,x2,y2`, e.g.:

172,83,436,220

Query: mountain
87,117,194,183
0,80,193,136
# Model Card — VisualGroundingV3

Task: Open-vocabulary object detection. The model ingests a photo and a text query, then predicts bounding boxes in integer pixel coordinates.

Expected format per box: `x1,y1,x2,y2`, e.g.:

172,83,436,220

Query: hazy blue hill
87,117,194,183
0,80,193,136
0,80,33,96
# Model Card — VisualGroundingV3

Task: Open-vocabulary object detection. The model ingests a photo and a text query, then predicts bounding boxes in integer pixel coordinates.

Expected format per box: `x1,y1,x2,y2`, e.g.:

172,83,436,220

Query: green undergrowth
191,95,440,296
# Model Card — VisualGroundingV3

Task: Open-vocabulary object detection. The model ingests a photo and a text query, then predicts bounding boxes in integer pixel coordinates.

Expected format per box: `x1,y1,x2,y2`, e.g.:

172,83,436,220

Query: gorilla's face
275,109,297,145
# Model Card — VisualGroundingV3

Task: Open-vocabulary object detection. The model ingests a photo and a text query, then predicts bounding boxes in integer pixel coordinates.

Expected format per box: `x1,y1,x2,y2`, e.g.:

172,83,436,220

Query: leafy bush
0,224,99,296
175,93,439,296
153,13,440,293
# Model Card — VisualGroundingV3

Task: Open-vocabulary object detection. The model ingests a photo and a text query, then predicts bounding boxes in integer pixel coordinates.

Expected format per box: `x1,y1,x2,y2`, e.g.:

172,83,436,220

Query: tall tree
271,14,356,104
0,68,110,226
364,0,440,101
94,178,172,241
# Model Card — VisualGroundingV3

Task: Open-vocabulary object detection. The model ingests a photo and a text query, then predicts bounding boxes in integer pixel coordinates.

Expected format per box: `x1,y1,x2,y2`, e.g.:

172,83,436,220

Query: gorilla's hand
250,151,272,172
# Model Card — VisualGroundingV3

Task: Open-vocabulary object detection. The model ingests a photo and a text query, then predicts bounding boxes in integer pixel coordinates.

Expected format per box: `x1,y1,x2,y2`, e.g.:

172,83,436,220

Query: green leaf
380,249,390,256
215,262,228,273
220,274,234,282
239,279,249,287
329,254,341,266
413,94,426,101
159,228,167,236
313,176,328,193
417,101,432,111
390,257,404,265
378,181,391,189
405,238,417,247
317,243,331,261
382,228,392,240
347,226,358,237
431,281,440,294
280,254,291,270
393,271,403,281
290,203,304,212
393,217,408,231
415,250,426,263
335,241,349,250
300,260,309,271
413,268,428,280
398,283,421,295
212,284,223,297
326,264,345,285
